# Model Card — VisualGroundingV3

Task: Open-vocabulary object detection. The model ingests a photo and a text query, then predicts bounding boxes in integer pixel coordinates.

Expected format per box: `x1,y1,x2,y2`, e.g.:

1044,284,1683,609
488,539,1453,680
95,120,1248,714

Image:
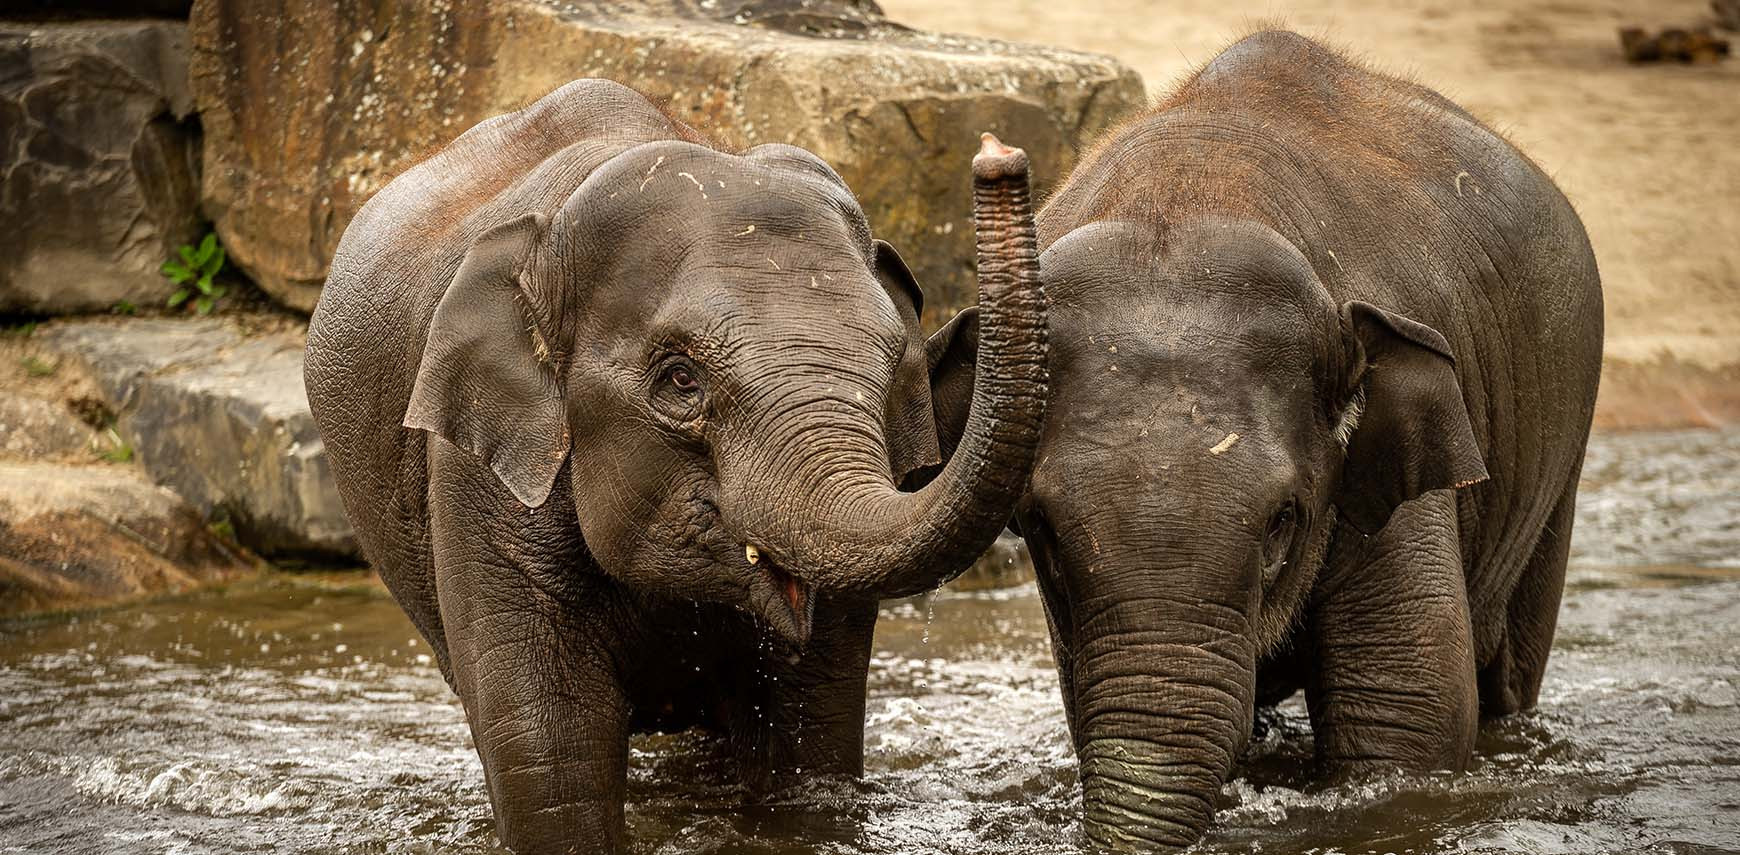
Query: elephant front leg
760,596,880,779
451,612,630,854
431,454,632,853
1306,490,1479,773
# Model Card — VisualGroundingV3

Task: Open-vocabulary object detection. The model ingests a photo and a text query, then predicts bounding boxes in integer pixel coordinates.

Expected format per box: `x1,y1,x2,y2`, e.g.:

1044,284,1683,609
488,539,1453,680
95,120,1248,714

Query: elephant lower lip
770,566,805,613
755,562,814,645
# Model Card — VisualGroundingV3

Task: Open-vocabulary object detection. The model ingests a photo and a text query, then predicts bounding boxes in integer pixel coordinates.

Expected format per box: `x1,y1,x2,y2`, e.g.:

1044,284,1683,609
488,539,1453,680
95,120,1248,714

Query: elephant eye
1261,501,1297,577
668,365,699,393
650,358,706,423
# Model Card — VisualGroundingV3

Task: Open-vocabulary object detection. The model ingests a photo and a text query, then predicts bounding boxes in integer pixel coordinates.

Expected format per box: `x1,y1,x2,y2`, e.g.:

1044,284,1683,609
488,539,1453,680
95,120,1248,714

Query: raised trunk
776,134,1048,596
1069,592,1256,851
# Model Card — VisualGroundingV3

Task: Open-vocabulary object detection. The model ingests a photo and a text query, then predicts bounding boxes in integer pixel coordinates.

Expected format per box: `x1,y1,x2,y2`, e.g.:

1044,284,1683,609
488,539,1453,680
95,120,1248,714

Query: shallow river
2,430,1737,854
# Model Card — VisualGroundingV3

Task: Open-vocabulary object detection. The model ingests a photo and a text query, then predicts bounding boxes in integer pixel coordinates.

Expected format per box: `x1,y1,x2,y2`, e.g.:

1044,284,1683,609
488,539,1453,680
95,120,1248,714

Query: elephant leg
1479,484,1576,716
1307,489,1479,772
430,447,631,853
761,595,879,778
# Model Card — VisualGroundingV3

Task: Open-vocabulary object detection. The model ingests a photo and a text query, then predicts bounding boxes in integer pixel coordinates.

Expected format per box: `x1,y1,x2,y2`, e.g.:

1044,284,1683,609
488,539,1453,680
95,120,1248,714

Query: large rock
34,317,356,559
0,394,101,460
0,461,252,617
0,20,202,315
189,0,1143,325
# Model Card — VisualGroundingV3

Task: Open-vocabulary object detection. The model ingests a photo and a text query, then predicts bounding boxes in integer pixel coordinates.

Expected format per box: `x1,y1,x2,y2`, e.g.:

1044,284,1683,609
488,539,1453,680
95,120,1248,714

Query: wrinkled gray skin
305,80,1047,853
927,32,1602,850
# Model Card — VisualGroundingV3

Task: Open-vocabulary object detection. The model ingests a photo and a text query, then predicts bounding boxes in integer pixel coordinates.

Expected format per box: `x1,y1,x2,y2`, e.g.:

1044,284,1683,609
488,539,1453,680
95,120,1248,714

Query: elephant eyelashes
650,358,706,422
1261,501,1298,580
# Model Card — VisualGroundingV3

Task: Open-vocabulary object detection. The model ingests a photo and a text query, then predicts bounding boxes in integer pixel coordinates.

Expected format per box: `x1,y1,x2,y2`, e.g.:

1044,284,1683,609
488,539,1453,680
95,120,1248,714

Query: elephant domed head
928,216,1486,849
404,134,1048,645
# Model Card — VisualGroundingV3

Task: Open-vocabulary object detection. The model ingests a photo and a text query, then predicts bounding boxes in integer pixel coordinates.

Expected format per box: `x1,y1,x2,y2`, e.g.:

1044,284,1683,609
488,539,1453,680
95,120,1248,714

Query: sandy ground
883,0,1740,428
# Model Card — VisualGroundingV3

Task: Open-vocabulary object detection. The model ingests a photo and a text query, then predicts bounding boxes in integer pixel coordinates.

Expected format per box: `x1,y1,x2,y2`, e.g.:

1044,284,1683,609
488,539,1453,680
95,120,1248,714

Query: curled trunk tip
974,132,1030,181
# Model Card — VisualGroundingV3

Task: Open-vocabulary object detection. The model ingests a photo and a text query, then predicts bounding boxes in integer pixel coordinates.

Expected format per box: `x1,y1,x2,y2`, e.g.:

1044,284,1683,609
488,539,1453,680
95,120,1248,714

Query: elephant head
402,132,1047,645
928,217,1485,849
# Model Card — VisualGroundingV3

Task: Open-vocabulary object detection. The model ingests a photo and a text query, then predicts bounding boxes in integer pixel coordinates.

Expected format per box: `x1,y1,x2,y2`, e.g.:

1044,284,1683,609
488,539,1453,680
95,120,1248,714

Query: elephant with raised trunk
305,79,1047,852
928,31,1601,850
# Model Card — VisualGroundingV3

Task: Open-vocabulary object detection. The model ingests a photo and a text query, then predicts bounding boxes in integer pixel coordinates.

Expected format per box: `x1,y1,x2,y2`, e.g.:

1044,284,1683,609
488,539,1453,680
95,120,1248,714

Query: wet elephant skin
305,80,1048,853
926,31,1603,851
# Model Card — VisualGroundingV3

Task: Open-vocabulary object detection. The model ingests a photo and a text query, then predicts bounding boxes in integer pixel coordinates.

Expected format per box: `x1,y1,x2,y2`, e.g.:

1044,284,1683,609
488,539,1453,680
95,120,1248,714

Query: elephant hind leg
1478,484,1577,717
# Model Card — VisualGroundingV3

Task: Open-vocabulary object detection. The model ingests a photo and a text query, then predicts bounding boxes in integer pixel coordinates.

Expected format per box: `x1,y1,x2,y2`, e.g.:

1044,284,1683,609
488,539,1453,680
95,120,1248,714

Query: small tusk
745,544,761,565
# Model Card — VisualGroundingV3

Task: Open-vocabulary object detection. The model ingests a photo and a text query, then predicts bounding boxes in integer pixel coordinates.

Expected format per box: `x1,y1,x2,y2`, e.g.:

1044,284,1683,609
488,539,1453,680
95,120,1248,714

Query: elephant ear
923,305,979,471
404,213,569,508
875,239,943,484
1335,301,1488,534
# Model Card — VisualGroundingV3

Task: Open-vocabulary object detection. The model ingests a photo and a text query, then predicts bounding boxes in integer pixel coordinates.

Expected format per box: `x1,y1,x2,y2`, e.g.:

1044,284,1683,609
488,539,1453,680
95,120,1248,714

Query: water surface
2,430,1737,854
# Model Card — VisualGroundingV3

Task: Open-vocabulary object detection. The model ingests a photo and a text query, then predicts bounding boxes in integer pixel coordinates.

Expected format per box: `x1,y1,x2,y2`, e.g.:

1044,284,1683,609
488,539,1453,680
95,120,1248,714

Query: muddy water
2,430,1737,854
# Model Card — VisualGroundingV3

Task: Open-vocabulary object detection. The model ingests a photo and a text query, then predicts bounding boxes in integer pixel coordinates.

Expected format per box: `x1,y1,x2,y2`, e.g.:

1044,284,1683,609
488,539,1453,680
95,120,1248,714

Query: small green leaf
112,300,136,315
167,288,190,308
196,273,215,295
100,428,133,464
207,516,236,542
197,233,217,261
209,285,228,299
162,261,192,281
204,246,226,277
179,244,198,266
195,295,214,315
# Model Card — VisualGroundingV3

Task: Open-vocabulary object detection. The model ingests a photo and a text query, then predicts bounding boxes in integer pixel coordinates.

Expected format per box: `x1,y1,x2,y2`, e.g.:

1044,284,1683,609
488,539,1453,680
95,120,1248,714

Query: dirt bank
883,0,1740,429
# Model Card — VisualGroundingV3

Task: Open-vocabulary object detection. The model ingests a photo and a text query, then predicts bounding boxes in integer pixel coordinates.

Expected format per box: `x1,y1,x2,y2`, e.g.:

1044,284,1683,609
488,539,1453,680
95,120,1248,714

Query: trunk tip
974,132,1029,181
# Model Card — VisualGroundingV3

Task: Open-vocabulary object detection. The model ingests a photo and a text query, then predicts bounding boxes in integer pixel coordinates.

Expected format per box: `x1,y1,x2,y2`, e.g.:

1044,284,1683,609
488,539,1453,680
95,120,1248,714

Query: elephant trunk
779,134,1047,596
1070,581,1256,851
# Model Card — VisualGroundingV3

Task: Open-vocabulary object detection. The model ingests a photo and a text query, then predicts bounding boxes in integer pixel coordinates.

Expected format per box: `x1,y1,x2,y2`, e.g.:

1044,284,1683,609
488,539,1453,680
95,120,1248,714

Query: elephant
303,79,1048,853
925,31,1602,850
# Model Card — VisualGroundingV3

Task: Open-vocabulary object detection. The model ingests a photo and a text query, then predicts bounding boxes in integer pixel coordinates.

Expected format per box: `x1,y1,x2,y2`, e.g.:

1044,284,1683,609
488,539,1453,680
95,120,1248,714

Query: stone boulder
0,394,101,460
189,0,1143,325
34,317,356,559
0,461,252,617
0,20,203,315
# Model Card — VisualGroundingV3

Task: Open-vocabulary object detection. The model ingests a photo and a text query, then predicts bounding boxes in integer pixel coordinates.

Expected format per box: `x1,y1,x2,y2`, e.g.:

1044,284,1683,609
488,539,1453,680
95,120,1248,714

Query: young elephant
305,80,1047,853
928,31,1601,850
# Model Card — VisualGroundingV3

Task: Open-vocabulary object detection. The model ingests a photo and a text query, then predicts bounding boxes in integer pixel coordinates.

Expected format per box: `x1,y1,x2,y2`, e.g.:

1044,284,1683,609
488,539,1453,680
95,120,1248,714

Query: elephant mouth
745,544,815,646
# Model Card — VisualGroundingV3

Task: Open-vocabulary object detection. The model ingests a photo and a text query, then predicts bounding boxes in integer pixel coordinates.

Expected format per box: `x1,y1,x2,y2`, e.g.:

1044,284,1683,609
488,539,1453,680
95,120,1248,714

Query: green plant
112,299,137,316
2,321,37,338
162,233,228,315
207,511,236,542
100,428,133,464
19,355,56,377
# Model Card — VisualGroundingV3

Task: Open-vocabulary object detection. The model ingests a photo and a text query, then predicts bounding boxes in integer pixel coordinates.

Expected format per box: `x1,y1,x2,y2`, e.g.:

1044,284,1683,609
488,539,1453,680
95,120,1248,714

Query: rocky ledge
32,316,355,559
0,460,252,617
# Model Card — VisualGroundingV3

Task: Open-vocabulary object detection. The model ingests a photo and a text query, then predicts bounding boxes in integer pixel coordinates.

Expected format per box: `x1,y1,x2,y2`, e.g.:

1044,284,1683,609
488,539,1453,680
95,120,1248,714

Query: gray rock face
35,318,356,559
0,20,202,315
0,394,99,460
0,461,251,617
188,0,1143,325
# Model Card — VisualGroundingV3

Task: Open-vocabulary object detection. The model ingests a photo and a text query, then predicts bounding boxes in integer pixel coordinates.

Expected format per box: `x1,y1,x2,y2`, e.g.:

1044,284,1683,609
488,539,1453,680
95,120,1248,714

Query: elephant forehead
672,263,906,362
1048,295,1316,402
570,141,867,247
1037,326,1312,483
